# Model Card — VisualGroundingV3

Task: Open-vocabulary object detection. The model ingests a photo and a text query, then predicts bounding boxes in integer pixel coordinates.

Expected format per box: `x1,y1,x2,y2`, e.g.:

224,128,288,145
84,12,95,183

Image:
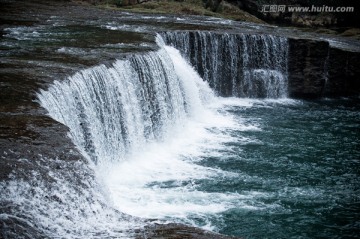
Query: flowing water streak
160,31,289,98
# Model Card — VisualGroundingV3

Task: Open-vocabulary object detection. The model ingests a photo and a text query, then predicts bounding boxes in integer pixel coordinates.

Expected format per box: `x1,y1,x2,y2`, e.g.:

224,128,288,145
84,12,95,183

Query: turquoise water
197,99,360,238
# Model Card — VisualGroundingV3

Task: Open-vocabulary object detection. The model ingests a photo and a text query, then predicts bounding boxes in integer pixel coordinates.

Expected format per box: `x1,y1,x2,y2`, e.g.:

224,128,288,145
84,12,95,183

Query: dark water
197,99,360,238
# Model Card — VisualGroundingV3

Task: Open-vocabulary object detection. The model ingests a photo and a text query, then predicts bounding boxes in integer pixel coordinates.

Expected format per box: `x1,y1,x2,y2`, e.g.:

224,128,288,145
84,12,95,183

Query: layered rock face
287,38,328,98
326,47,360,97
288,38,360,98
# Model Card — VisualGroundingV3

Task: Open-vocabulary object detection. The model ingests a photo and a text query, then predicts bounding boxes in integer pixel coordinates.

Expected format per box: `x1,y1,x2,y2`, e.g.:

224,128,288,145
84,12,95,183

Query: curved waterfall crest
38,40,214,165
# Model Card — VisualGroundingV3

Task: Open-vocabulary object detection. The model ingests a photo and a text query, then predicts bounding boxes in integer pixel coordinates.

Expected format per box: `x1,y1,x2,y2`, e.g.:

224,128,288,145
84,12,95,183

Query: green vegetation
89,0,264,23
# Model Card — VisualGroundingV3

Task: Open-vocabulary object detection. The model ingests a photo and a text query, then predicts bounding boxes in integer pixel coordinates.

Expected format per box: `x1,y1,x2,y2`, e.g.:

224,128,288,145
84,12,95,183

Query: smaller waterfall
161,31,289,98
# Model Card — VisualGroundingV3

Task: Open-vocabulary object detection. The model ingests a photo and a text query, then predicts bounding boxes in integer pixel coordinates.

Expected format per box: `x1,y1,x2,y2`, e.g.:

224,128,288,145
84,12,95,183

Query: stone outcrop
325,47,360,97
288,37,360,98
138,223,240,239
287,38,328,98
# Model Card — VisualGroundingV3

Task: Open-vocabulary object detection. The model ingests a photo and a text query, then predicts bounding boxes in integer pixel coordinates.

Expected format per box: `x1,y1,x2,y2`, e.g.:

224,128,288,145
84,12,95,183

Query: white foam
102,23,147,32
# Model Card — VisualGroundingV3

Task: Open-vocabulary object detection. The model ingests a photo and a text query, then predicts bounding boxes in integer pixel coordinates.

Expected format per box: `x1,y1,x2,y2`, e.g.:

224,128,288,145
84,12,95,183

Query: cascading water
38,39,213,167
160,31,289,98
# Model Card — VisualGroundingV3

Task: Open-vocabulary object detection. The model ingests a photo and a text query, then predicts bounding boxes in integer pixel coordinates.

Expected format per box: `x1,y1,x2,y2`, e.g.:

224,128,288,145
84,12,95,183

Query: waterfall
160,31,289,98
35,34,288,236
38,39,214,166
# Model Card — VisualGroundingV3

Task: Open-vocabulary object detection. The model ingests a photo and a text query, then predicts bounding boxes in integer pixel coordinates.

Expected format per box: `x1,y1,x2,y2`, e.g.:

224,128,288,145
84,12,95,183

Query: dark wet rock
325,47,360,97
137,223,240,239
287,38,329,98
288,37,360,98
